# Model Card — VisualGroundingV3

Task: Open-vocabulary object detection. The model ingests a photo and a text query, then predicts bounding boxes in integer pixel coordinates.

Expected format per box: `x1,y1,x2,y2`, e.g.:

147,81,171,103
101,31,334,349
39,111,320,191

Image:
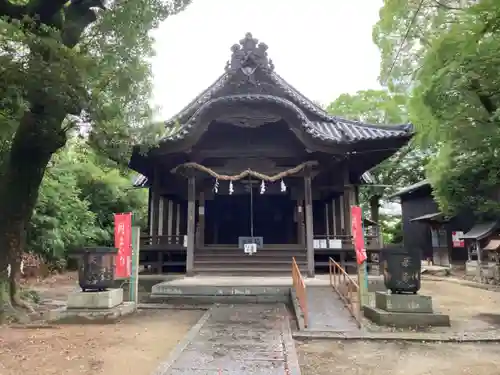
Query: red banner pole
114,212,133,279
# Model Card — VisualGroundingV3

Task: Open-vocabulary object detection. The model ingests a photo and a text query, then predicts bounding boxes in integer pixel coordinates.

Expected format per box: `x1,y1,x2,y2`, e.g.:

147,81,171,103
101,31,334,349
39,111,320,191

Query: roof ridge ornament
225,32,275,73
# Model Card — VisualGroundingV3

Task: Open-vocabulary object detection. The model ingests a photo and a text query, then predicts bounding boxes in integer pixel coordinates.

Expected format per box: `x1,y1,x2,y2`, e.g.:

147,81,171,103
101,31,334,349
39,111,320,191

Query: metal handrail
328,257,362,327
292,257,308,328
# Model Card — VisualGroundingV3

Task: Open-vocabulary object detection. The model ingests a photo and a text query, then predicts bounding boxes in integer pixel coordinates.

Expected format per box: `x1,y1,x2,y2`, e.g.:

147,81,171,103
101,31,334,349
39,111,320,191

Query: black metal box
381,248,421,294
71,247,118,292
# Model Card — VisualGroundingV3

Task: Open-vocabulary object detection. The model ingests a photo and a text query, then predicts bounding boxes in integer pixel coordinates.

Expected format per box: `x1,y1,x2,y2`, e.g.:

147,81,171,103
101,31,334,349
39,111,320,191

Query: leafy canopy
375,0,500,218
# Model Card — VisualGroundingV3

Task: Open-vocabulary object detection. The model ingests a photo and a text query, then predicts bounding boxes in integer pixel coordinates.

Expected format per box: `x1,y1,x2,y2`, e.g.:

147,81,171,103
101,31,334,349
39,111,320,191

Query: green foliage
375,0,500,219
326,89,429,199
0,0,189,275
27,139,147,262
380,215,403,244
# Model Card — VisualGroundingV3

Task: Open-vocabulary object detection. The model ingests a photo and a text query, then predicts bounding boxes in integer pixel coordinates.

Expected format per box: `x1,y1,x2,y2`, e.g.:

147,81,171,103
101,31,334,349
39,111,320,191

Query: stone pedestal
68,288,124,309
363,291,450,328
48,288,135,323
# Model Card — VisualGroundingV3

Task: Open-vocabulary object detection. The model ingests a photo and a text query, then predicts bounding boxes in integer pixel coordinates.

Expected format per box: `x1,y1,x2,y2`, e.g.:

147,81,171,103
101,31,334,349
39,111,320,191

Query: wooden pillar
197,192,205,247
148,188,153,237
158,197,165,236
343,189,351,237
297,200,305,245
175,203,181,236
186,177,196,276
339,194,345,234
151,176,160,241
304,174,315,278
167,199,173,243
325,202,330,240
331,198,337,237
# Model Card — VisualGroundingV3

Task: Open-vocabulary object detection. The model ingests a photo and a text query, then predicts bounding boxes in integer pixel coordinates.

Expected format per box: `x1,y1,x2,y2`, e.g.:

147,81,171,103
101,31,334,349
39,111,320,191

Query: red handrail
292,257,308,328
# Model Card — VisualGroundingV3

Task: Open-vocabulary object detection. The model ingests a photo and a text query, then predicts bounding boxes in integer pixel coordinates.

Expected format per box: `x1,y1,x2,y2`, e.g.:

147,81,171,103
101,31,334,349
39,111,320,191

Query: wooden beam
191,147,300,160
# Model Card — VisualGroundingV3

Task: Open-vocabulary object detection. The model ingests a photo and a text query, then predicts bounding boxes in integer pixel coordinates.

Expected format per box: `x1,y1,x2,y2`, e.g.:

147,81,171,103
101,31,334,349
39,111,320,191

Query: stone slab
363,305,450,328
152,304,301,375
305,286,360,332
47,301,136,324
151,284,290,297
67,288,124,309
375,291,433,313
148,294,289,305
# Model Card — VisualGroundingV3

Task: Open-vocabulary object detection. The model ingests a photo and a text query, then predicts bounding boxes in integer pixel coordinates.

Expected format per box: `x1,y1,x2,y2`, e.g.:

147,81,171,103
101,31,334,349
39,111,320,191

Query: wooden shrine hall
129,33,413,277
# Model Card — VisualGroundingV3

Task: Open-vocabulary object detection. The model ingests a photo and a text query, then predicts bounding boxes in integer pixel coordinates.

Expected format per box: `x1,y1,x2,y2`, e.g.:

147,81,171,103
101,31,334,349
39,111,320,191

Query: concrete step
194,249,306,257
194,258,306,265
149,283,292,304
193,266,308,275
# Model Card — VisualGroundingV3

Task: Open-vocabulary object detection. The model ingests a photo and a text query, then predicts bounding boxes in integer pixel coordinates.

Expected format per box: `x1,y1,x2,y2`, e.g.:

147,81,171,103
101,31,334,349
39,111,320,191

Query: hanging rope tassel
229,180,234,195
213,178,219,193
260,180,266,194
280,179,286,192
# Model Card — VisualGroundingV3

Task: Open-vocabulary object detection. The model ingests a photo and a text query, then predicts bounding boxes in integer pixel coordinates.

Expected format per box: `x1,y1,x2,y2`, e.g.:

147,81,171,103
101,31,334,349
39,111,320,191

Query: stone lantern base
363,291,450,328
67,288,124,309
48,288,136,323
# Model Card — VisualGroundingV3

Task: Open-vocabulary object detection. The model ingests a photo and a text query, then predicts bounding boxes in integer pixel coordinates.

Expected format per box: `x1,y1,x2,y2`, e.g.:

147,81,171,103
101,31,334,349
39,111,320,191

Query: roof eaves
388,179,431,199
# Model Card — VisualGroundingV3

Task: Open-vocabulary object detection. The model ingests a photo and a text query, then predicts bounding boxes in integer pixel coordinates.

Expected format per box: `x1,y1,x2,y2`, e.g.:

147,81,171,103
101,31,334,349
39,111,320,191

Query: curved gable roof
161,33,414,144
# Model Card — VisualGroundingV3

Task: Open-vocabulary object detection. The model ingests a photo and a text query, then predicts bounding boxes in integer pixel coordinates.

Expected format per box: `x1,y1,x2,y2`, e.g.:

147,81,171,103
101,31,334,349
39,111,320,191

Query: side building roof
387,180,431,200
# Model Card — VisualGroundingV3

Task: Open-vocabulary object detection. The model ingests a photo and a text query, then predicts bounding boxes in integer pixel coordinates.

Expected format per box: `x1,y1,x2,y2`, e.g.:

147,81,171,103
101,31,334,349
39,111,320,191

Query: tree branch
430,0,464,11
0,0,67,26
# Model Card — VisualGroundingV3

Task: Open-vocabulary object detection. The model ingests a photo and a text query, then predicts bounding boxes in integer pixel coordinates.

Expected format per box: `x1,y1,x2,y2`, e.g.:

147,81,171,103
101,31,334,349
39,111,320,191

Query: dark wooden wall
401,189,436,258
400,186,474,261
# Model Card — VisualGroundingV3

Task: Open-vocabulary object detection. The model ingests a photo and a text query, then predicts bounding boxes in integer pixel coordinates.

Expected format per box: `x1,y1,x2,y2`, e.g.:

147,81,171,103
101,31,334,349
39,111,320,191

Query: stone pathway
155,304,300,375
306,286,360,332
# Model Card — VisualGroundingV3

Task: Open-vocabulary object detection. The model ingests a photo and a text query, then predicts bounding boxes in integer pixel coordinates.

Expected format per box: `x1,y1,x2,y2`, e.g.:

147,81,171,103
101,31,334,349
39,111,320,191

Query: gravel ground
362,279,500,336
297,340,500,375
0,309,204,375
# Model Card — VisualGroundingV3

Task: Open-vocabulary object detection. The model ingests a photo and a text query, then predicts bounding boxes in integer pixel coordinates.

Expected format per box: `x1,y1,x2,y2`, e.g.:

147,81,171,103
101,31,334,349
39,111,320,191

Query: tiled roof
159,33,413,144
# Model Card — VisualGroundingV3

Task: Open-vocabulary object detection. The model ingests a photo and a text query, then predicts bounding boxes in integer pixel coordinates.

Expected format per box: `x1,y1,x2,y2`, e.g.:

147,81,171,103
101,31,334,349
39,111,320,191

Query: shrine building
129,33,413,277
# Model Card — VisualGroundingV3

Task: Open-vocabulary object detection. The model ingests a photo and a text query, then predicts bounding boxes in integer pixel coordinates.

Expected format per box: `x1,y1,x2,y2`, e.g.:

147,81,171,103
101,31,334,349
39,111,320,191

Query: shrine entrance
204,190,296,246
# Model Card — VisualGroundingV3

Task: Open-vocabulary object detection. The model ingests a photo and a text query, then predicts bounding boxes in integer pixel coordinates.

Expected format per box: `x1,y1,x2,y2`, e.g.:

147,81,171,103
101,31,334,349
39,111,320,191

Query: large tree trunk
0,108,66,321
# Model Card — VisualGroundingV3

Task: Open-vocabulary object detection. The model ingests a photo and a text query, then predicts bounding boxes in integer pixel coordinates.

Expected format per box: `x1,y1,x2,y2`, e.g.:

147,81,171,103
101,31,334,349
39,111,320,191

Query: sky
151,0,384,120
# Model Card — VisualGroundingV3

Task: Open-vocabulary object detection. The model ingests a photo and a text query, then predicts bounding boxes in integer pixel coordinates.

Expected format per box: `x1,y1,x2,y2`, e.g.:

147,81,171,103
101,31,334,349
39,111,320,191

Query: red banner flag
114,213,132,278
351,206,367,265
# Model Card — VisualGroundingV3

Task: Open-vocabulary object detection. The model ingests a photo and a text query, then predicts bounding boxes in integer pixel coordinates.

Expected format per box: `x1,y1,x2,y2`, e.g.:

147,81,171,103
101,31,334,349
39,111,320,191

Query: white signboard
328,239,342,249
244,243,257,255
452,231,465,248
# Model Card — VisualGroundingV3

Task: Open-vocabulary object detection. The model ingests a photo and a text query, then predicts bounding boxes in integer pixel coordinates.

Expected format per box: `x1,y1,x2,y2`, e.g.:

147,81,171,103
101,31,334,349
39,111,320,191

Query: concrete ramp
154,304,301,375
306,286,360,332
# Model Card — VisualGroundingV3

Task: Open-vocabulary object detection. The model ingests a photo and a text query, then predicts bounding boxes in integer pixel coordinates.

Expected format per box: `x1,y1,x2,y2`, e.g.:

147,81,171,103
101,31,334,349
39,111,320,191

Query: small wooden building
389,180,473,267
129,33,413,276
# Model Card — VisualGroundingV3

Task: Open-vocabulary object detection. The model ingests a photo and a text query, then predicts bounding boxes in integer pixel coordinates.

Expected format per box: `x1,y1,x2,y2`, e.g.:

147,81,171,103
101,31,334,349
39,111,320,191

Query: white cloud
151,0,383,120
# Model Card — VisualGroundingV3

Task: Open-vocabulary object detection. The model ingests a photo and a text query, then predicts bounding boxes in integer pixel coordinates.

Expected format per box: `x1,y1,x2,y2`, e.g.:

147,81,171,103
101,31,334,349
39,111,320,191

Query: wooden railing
291,257,308,328
328,257,361,327
140,235,185,248
313,231,381,249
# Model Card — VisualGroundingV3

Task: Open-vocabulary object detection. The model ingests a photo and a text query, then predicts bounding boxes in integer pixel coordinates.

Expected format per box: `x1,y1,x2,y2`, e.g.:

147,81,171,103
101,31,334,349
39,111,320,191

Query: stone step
194,249,306,257
194,258,307,265
193,266,307,275
150,283,291,295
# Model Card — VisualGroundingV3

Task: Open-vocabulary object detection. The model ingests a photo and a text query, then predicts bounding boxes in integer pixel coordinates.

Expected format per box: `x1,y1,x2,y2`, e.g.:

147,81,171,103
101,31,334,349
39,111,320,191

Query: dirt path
0,309,203,375
297,340,500,375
